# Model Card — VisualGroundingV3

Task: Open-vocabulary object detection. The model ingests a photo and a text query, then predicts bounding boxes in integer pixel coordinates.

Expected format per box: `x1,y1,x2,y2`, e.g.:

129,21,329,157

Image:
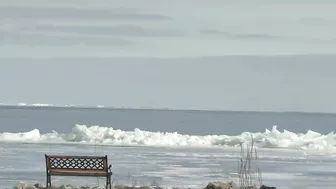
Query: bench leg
106,174,112,189
46,173,51,188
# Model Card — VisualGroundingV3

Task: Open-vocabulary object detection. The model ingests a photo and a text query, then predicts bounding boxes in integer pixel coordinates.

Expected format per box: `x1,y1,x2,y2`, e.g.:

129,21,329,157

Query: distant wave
0,125,335,151
0,102,105,109
0,102,162,110
200,30,280,40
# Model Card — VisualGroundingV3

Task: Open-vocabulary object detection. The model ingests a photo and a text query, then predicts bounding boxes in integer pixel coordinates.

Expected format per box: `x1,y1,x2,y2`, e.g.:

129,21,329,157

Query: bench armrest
108,164,113,175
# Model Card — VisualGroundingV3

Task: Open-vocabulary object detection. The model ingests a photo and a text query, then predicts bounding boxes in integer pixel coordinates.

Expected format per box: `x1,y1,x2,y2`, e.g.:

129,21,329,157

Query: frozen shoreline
2,142,336,189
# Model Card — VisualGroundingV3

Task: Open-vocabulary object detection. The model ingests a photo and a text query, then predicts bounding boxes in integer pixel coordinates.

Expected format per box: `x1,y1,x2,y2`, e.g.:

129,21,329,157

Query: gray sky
1,0,336,112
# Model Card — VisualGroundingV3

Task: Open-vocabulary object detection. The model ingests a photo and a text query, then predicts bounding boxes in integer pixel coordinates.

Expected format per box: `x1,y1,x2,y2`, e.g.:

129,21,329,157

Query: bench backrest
45,155,108,173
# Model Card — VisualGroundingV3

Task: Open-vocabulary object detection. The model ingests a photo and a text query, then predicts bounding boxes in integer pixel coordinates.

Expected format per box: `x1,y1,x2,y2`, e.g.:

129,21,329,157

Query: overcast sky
1,56,336,113
1,0,336,112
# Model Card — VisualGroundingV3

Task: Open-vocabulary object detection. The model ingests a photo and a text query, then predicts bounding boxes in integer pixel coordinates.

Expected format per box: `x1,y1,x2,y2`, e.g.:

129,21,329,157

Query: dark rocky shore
13,181,276,189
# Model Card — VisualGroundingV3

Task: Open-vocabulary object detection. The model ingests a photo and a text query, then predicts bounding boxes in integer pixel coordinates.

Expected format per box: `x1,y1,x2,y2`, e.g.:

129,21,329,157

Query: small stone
13,184,25,189
25,185,37,189
80,186,91,189
34,183,44,188
205,181,227,189
114,185,129,189
259,185,276,189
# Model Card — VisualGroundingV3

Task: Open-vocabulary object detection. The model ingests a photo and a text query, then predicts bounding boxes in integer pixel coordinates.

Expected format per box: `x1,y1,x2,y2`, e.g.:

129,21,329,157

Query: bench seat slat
50,168,106,173
50,170,108,177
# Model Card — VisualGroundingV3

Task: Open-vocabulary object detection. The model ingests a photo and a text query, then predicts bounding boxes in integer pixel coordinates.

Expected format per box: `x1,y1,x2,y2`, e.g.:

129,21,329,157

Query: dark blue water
1,106,335,135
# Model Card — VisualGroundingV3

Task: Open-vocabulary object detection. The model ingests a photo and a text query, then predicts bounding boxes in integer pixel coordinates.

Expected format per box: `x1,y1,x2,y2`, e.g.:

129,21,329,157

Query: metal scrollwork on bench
49,157,105,170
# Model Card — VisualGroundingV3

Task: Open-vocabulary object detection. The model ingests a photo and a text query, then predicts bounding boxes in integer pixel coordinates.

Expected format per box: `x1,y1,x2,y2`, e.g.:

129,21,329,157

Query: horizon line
1,103,335,116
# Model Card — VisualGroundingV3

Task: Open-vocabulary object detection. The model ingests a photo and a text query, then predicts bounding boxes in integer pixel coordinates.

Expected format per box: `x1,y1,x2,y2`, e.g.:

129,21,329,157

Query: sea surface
1,106,336,189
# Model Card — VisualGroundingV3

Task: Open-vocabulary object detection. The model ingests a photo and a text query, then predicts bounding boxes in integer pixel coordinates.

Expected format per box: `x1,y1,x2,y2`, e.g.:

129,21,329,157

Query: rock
151,187,164,189
13,184,26,189
114,184,129,189
59,184,77,189
67,184,77,189
205,181,236,189
139,186,151,189
13,183,35,189
59,184,71,189
226,181,236,189
259,185,276,189
241,186,257,189
13,184,22,189
206,181,225,189
34,183,44,188
91,186,105,189
25,185,37,189
80,186,91,189
50,184,60,189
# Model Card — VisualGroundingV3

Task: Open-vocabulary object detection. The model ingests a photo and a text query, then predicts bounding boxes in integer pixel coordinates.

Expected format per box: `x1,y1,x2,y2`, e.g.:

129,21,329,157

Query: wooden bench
45,154,112,189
